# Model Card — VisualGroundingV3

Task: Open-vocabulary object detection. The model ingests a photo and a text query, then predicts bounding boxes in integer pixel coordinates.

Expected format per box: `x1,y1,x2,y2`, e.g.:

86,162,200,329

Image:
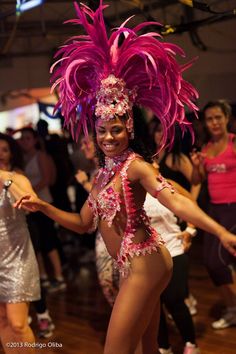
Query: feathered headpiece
51,0,198,148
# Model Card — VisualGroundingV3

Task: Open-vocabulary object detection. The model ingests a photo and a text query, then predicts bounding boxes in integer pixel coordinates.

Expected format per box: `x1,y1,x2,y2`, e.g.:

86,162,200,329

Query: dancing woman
191,100,236,329
13,3,236,354
0,133,40,354
76,131,201,354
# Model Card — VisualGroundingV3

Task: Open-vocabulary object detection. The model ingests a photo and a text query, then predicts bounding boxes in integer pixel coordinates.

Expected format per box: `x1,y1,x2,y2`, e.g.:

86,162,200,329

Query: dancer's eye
112,127,122,134
97,128,106,135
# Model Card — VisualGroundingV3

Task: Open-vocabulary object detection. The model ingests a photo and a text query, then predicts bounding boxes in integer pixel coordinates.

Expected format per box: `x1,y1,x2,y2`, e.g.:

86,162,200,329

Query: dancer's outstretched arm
0,170,36,198
14,194,93,234
130,159,236,256
6,170,94,235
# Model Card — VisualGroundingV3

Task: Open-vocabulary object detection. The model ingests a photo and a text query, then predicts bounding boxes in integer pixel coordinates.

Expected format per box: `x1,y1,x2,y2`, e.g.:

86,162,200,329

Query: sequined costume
88,151,174,277
0,187,40,303
51,0,197,275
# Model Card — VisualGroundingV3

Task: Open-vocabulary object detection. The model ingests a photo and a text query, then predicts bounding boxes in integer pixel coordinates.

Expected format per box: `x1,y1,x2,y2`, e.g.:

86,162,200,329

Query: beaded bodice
87,151,168,276
87,151,132,229
87,184,122,229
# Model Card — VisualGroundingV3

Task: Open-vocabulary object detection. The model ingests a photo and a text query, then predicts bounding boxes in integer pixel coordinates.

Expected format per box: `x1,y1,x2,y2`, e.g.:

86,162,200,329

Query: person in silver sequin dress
0,133,40,354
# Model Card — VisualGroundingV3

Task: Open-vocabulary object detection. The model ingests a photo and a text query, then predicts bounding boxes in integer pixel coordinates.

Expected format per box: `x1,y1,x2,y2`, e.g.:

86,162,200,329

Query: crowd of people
1,102,236,354
0,1,236,354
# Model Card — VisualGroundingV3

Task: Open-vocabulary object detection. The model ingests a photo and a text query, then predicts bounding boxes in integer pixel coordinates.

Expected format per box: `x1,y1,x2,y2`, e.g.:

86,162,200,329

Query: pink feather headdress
51,0,198,148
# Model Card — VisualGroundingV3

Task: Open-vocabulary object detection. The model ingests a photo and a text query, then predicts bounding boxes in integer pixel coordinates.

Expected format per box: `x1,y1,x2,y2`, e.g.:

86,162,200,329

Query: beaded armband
154,174,175,198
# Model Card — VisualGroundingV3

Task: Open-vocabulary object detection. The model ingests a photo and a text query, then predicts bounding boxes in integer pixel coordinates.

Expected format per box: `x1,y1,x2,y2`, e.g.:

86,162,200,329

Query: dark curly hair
0,133,23,170
149,118,185,164
93,106,153,167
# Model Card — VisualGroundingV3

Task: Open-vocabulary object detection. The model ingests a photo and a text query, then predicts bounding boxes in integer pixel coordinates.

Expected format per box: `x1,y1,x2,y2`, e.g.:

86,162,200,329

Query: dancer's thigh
104,247,172,354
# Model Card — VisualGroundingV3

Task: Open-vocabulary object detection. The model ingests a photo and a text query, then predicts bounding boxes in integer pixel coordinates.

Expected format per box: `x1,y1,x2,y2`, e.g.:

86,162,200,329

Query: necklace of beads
101,148,132,188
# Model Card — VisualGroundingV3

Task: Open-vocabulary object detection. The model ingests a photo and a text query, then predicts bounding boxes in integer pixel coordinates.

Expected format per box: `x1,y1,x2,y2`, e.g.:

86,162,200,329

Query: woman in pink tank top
191,100,236,330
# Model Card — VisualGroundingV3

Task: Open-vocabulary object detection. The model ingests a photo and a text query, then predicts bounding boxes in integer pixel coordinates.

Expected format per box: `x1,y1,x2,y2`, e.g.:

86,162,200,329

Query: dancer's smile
95,116,129,157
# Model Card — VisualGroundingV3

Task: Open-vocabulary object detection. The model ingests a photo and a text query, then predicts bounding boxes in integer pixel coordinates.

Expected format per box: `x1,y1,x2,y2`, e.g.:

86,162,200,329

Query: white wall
172,20,236,107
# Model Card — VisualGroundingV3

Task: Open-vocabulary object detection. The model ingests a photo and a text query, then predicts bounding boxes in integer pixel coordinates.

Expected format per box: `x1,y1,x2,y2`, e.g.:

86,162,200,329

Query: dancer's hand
177,230,192,252
190,149,206,167
219,230,236,256
75,170,92,192
75,170,88,184
14,194,45,212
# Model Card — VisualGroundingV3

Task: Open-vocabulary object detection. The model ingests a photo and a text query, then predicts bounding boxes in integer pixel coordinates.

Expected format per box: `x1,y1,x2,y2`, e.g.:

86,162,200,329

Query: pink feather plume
51,0,198,147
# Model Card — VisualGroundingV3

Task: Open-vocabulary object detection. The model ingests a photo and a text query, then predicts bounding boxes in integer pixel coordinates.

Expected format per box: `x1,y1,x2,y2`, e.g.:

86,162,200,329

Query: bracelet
3,179,13,190
185,226,197,237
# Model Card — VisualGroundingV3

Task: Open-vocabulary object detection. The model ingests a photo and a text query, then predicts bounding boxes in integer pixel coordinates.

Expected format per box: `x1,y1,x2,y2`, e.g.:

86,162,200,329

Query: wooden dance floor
1,237,235,354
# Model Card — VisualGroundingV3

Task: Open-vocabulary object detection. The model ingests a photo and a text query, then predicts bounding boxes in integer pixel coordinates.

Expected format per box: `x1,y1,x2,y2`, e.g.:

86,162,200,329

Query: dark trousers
158,254,195,348
203,202,236,286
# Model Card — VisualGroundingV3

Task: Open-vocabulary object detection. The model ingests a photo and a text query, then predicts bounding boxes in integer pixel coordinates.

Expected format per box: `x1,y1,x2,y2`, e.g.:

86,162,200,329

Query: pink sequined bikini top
87,178,122,229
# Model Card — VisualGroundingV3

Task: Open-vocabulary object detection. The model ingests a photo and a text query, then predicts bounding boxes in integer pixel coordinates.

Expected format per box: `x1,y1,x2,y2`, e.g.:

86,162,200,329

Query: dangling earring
126,116,134,140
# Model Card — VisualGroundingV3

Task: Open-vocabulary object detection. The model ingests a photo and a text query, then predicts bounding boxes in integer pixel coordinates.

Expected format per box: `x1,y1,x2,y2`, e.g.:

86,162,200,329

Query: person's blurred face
0,139,11,169
80,135,95,161
95,116,129,157
204,106,228,138
154,125,163,147
19,131,37,153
